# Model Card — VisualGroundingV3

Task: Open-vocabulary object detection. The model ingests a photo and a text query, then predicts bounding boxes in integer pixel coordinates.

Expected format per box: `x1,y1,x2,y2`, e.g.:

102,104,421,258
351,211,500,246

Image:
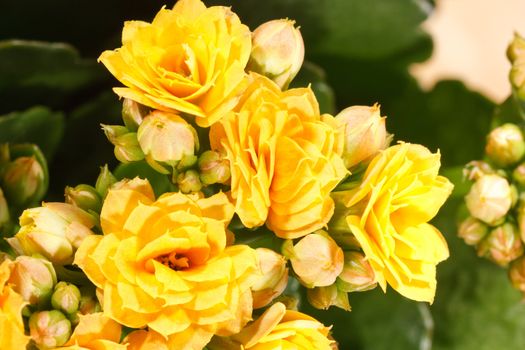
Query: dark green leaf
0,106,64,160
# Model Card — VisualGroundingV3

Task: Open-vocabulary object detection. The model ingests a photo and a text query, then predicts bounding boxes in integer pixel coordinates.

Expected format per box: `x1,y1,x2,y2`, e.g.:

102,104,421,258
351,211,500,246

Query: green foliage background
0,0,522,348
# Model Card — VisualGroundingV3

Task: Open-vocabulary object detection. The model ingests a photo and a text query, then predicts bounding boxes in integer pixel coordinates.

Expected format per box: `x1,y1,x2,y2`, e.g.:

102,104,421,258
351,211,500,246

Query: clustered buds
461,120,525,295
281,230,376,311
508,32,525,100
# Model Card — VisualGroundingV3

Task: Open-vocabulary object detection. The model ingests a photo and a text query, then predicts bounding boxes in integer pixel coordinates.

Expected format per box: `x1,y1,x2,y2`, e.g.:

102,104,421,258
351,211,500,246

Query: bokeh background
1,0,525,348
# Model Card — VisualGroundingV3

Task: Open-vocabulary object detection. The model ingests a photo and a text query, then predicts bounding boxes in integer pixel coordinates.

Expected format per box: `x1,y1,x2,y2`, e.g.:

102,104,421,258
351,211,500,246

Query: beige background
410,0,525,103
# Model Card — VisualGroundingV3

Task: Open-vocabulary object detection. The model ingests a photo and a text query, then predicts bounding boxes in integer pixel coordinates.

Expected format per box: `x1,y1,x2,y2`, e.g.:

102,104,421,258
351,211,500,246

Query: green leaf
0,40,105,113
0,106,64,160
291,61,336,114
302,288,429,350
387,80,495,167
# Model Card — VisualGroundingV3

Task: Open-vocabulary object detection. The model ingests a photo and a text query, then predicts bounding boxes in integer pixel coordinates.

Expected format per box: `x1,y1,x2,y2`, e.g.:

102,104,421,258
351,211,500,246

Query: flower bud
122,98,149,131
102,125,145,163
78,290,101,315
513,163,525,187
289,231,344,288
8,203,96,265
95,165,117,198
51,282,81,315
177,170,202,194
485,124,525,166
29,310,72,349
458,216,489,246
2,156,46,208
477,223,523,266
465,174,512,225
137,110,199,169
509,256,525,295
307,284,350,311
252,248,289,309
65,184,102,213
336,251,377,293
247,19,304,89
198,150,231,185
510,63,525,100
507,32,525,63
336,104,389,169
8,255,56,307
463,161,494,181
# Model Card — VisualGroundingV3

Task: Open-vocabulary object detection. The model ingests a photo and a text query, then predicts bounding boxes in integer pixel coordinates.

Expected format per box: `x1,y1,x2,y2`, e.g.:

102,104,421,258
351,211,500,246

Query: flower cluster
460,33,525,297
0,0,453,349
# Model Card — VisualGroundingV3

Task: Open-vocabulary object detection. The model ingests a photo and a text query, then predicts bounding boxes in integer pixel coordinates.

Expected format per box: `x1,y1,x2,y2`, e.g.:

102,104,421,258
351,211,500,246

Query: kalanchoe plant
0,0,455,348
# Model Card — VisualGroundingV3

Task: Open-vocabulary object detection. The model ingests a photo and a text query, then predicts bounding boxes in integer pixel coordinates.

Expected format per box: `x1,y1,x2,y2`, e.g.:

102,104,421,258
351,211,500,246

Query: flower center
156,252,190,271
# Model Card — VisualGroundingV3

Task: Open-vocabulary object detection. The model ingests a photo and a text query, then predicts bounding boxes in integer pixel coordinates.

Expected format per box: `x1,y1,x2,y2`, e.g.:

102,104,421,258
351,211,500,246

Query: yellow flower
99,0,251,127
208,302,334,350
0,259,31,349
74,178,260,349
333,143,453,303
210,73,348,239
55,313,125,350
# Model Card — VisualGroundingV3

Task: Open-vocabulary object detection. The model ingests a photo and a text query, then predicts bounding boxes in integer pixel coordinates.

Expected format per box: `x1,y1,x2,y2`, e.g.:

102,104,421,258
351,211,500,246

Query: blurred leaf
492,95,524,126
388,80,495,167
291,61,336,114
114,160,172,198
0,40,106,113
47,92,120,199
0,106,64,160
302,288,429,350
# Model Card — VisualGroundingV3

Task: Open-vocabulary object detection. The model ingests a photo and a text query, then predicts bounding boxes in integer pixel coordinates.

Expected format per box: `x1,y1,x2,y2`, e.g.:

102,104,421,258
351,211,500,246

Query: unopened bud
65,184,102,213
29,310,72,349
252,248,289,309
509,256,525,294
51,282,81,315
485,124,525,166
122,98,149,131
102,125,145,163
510,63,525,99
289,231,344,288
137,111,199,168
336,251,377,293
9,256,56,307
463,161,494,181
78,289,101,315
198,151,230,185
8,203,96,265
477,223,523,266
2,156,46,208
95,165,117,198
248,19,305,89
507,32,525,63
307,284,350,311
336,104,390,169
465,174,512,225
458,217,489,246
177,170,202,194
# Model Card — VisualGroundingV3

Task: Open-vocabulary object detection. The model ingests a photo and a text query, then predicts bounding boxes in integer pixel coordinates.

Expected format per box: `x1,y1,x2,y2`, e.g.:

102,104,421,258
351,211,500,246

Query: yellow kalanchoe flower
210,73,348,239
75,178,260,349
99,0,252,127
208,302,334,350
0,259,31,349
333,143,453,303
48,313,125,350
